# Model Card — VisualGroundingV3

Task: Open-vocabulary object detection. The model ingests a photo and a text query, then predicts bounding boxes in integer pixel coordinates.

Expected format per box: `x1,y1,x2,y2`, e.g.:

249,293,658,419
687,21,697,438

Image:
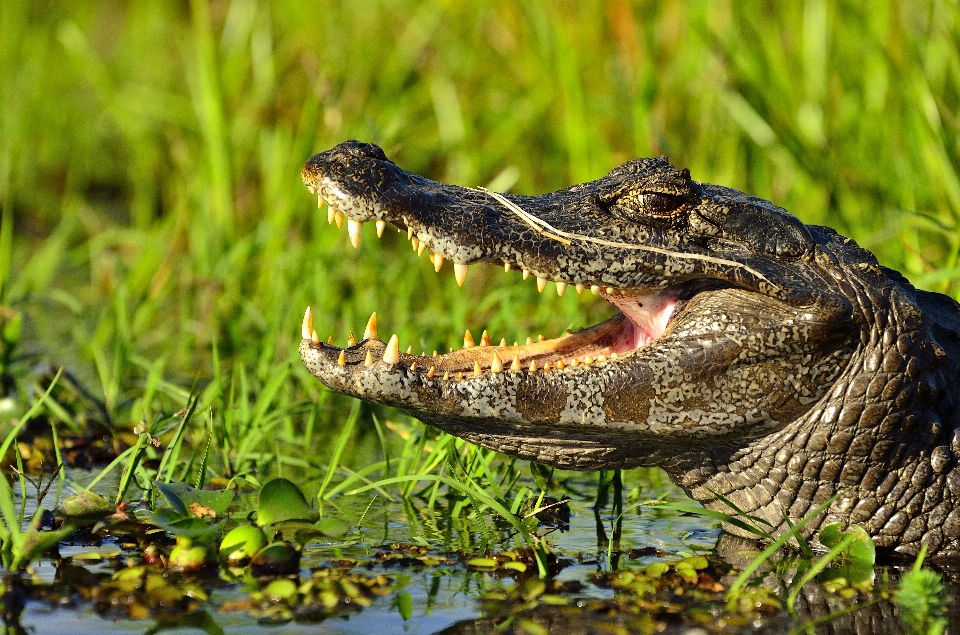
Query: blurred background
1,1,959,454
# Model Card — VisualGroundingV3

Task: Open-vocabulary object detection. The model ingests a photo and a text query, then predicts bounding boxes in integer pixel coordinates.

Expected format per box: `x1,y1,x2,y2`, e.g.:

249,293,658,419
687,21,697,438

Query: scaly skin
299,141,960,558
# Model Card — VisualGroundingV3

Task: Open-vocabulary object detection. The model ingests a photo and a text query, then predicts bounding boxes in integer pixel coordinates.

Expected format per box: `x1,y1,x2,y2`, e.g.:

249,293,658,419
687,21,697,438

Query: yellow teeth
363,312,378,341
318,195,324,209
364,351,373,366
310,329,319,343
443,371,450,380
504,262,511,272
473,361,482,376
348,332,356,347
301,306,313,340
406,345,413,354
327,335,333,344
432,253,444,272
499,338,507,347
528,360,537,372
410,361,418,371
480,330,491,346
537,276,547,292
327,207,335,225
348,219,362,248
576,283,584,294
411,236,420,251
556,281,567,296
427,366,435,378
491,353,503,373
591,285,601,295
454,263,469,286
383,334,400,364
510,355,521,371
335,211,344,229
522,269,530,280
556,360,566,369
463,330,475,348
337,351,346,366
417,242,427,256
375,220,386,237
407,227,414,240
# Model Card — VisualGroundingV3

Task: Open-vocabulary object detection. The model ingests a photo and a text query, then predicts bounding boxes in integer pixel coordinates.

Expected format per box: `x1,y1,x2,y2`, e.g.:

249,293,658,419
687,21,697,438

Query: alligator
299,140,960,558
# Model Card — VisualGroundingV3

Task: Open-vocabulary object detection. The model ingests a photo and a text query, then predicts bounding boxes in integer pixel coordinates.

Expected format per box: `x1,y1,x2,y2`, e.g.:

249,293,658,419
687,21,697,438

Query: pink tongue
603,291,677,348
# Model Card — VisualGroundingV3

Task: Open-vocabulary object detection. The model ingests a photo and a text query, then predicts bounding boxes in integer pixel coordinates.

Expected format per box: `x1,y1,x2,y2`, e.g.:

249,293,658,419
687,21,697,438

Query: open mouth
300,207,684,377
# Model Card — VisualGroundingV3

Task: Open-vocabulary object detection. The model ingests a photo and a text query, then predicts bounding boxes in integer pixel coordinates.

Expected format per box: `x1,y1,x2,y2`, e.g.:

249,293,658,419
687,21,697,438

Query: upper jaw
302,142,827,307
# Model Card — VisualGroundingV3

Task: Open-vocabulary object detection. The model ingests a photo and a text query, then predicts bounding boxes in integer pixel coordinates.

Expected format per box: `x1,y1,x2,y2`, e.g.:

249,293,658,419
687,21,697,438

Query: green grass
1,0,959,500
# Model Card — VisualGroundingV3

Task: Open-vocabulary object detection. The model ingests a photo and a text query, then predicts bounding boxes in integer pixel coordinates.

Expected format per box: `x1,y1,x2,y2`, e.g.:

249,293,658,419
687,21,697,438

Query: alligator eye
636,192,685,216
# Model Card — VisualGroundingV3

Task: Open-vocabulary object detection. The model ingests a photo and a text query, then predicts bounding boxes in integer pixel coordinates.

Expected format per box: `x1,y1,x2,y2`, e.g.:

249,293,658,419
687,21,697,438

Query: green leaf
257,478,317,526
819,523,875,567
395,591,413,620
56,491,115,525
316,516,351,538
155,481,234,517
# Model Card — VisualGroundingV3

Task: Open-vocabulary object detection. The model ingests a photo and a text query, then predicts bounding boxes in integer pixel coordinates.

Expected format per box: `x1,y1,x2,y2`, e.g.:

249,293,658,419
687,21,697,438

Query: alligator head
300,140,960,557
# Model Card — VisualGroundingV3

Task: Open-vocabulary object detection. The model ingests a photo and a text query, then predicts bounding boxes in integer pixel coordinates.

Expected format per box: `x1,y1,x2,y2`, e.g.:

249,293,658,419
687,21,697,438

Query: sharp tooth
335,211,344,229
376,220,386,237
454,263,469,287
301,306,313,339
584,355,594,365
433,350,438,356
480,330,491,346
337,351,346,366
363,313,378,340
537,277,547,292
328,207,335,224
490,353,504,373
327,335,333,344
576,283,584,294
348,332,356,347
499,338,507,347
463,330,475,348
556,282,567,296
590,285,601,295
407,227,414,240
473,361,482,376
564,329,573,336
432,253,445,272
522,269,530,280
538,334,545,341
597,355,607,362
410,361,418,371
526,337,533,345
365,351,373,366
348,219,363,248
606,287,615,294
504,262,512,272
510,355,521,371
310,329,320,343
406,345,413,354
411,236,420,251
457,372,464,381
556,360,566,369
513,341,519,346
611,352,618,359
543,362,552,371
570,358,579,367
528,360,537,372
443,371,450,380
383,334,400,364
427,366,435,378
318,195,324,209
417,242,427,256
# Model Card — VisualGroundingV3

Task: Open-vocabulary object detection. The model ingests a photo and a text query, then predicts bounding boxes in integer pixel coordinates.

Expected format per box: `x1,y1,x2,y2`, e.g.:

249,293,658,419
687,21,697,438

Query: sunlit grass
0,1,958,489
